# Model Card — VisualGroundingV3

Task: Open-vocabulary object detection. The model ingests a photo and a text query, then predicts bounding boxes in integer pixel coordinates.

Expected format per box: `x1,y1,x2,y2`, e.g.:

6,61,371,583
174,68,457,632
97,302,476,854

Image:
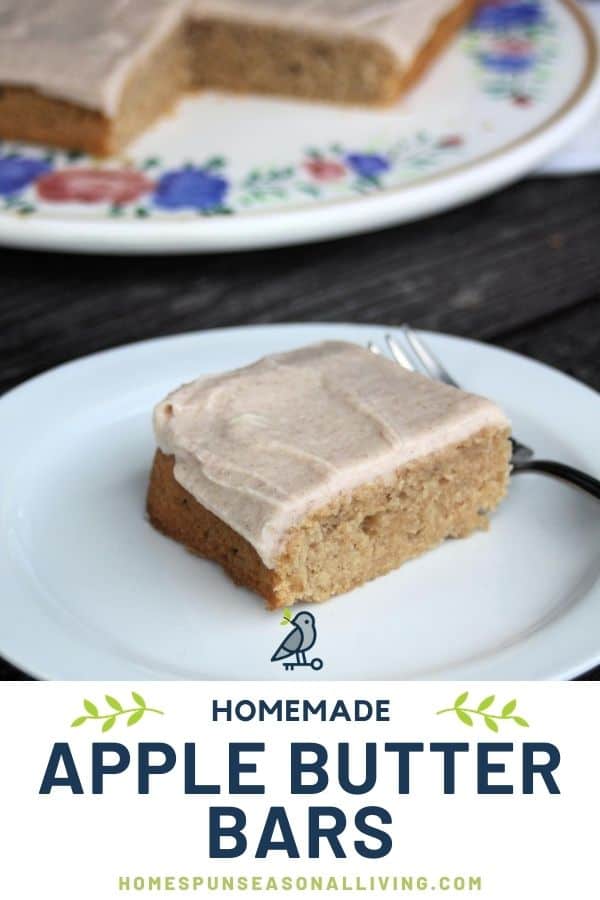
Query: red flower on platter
36,168,154,204
437,134,464,149
496,37,533,56
304,159,347,181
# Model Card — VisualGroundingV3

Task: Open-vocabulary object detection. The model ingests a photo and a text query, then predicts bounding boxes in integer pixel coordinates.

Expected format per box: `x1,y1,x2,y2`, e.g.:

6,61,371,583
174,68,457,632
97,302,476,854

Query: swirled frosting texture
0,0,462,114
154,341,509,568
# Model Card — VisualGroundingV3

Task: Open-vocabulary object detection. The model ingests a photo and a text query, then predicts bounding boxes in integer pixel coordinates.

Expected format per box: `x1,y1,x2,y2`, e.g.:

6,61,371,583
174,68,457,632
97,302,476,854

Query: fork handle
513,460,600,500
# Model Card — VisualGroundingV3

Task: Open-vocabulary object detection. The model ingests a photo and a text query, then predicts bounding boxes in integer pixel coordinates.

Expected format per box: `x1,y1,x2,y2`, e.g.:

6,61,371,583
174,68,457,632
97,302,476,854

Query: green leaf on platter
456,709,473,726
299,183,319,197
484,717,499,733
477,695,495,712
205,155,225,170
502,699,517,718
102,717,116,733
513,716,529,728
454,691,469,709
105,695,123,712
83,700,99,717
71,717,87,728
127,709,144,726
132,691,146,708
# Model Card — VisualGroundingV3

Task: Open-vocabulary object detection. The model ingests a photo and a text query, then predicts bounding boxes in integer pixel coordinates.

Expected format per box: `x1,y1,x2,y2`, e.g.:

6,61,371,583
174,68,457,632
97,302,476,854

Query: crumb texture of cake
147,341,511,609
186,0,480,106
0,0,480,154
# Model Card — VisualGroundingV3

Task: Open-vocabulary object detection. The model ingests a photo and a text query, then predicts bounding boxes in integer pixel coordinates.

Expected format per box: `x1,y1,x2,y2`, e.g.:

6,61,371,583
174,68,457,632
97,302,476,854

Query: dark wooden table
1,173,598,680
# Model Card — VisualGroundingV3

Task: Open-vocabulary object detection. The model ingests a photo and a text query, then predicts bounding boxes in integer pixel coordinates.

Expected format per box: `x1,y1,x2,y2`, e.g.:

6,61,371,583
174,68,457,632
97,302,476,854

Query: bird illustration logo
271,610,324,671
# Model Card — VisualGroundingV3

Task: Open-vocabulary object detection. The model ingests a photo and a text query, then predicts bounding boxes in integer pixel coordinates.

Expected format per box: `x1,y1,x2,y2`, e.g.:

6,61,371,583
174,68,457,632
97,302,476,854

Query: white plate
0,0,599,254
1,322,599,681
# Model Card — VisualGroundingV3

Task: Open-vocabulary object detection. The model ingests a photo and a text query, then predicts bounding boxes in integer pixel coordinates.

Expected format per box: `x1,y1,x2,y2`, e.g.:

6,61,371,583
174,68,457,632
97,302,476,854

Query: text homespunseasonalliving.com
116,874,484,892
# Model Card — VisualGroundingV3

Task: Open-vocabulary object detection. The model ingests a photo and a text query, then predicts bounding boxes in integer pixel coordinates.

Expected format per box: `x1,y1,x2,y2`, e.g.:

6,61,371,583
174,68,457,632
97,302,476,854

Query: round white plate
0,0,599,254
1,322,599,681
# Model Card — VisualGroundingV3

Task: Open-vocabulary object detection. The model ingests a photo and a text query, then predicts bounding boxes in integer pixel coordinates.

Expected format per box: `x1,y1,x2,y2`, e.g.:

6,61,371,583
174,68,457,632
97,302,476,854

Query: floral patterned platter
0,0,598,253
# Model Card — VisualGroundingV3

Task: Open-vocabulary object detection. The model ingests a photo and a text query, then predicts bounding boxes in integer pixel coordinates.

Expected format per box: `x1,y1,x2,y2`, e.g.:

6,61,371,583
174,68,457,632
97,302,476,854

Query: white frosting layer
0,0,463,115
154,341,510,569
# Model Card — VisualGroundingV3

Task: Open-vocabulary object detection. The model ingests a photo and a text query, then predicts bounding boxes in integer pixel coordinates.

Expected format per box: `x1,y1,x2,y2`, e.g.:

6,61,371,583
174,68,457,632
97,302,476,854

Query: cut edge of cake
147,421,511,610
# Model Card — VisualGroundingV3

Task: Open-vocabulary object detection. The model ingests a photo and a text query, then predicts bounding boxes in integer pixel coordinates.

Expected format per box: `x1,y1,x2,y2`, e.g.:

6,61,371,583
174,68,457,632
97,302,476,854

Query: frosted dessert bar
0,0,480,155
147,341,511,608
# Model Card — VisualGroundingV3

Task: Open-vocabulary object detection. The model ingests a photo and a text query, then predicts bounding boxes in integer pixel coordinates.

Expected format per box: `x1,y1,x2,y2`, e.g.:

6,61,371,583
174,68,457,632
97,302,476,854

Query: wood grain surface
0,173,598,680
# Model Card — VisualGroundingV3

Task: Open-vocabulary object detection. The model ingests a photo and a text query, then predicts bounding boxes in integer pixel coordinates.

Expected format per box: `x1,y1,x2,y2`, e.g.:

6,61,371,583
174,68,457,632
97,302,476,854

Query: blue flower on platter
0,154,51,196
471,2,545,30
479,48,535,72
345,153,391,180
153,166,228,211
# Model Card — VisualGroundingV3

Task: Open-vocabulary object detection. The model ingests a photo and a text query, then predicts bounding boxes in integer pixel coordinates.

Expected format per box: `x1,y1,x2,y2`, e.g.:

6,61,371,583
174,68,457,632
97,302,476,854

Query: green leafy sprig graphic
280,607,293,626
71,692,164,732
437,692,529,732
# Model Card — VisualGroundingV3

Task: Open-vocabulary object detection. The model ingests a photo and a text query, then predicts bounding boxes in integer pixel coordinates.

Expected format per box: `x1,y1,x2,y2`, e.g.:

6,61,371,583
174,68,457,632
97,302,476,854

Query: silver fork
368,326,600,500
